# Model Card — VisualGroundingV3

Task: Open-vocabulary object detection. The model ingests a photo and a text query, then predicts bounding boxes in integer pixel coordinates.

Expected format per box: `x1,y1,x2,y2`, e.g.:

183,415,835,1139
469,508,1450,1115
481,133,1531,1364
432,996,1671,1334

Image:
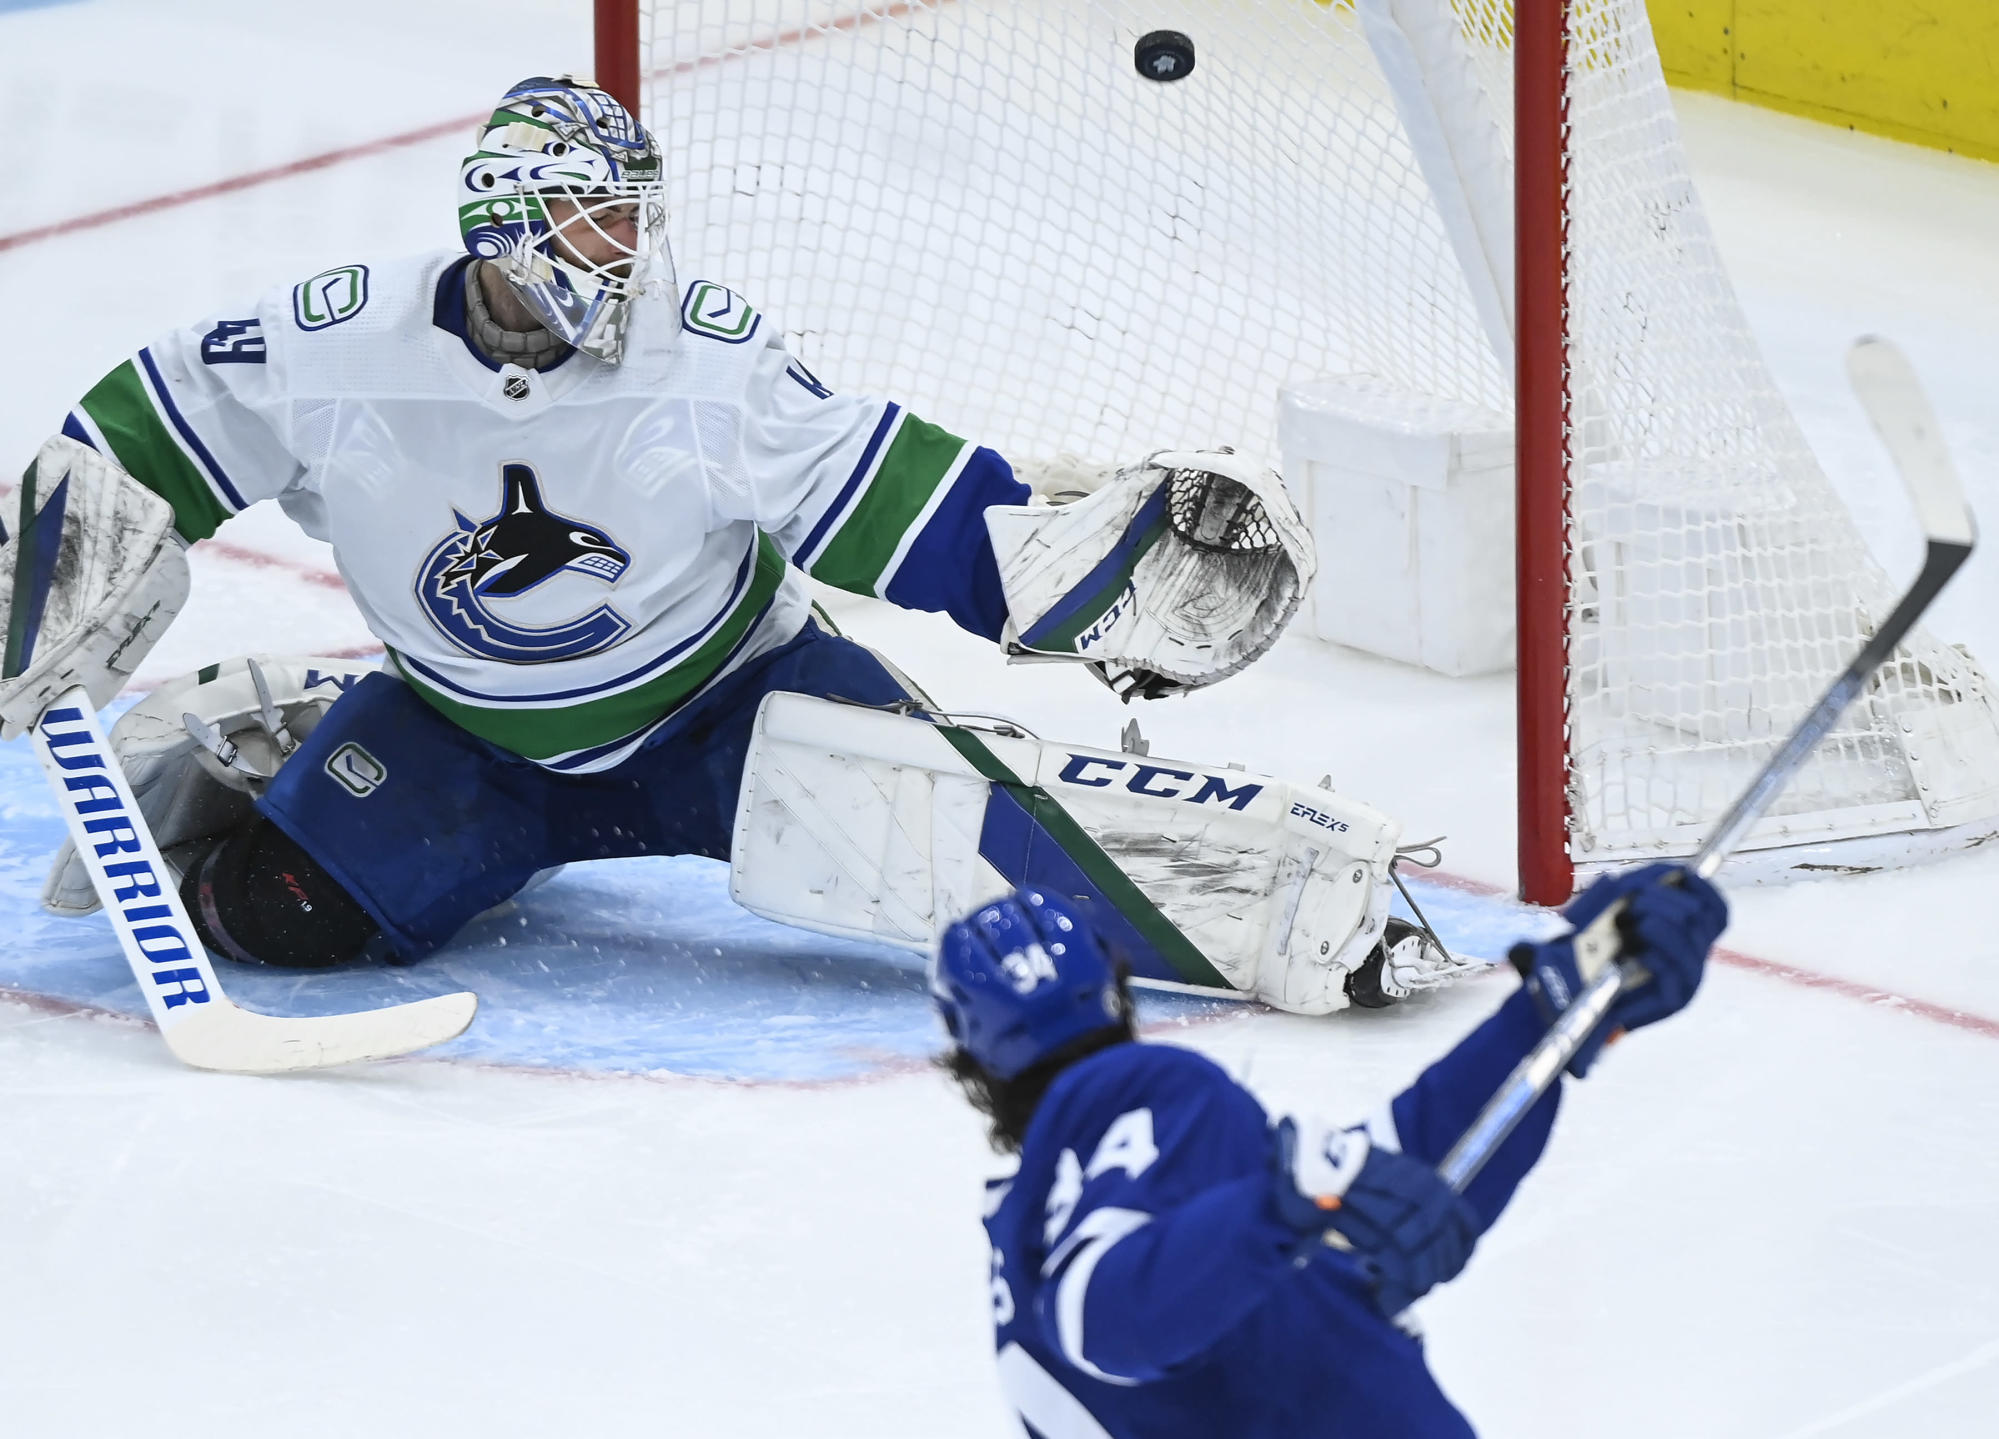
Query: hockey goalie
3,76,1472,1017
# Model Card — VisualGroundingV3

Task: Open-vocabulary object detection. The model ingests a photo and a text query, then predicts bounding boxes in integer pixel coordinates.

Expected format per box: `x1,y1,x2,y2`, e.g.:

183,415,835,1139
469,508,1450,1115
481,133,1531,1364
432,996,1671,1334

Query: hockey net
618,0,1999,896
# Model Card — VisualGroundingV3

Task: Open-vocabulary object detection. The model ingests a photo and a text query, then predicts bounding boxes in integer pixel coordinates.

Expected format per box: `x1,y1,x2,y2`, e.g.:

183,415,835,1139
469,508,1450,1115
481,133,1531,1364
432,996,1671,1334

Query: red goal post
593,0,1574,902
1513,0,1572,903
592,1,1999,906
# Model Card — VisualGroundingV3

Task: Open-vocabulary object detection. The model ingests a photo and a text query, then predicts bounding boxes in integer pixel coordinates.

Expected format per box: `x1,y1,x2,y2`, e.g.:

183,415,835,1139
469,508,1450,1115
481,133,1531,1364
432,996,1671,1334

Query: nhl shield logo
416,463,633,663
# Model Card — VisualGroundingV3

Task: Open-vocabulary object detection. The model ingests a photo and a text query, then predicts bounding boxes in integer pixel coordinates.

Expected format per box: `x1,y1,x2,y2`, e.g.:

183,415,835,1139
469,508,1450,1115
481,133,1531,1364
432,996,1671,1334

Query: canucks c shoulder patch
293,265,371,332
681,281,761,345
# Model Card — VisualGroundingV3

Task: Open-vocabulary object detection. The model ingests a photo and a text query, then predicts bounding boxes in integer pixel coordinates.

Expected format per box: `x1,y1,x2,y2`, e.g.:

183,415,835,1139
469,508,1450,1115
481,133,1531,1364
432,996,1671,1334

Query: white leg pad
729,694,1402,1014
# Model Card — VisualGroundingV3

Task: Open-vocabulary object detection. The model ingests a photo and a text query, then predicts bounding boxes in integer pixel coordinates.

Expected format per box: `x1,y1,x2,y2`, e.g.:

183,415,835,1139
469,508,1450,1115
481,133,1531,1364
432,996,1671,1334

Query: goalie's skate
1343,918,1481,1009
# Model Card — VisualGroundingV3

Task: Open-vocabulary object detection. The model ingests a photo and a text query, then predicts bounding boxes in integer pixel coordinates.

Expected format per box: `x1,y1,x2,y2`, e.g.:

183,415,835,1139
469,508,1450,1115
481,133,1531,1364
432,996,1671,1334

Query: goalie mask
458,75,672,364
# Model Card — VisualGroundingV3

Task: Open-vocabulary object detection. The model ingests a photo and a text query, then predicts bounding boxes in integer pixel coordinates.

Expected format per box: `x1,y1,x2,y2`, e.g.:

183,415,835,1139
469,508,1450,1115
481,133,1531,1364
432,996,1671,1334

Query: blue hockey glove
1510,862,1729,1077
1271,1116,1480,1317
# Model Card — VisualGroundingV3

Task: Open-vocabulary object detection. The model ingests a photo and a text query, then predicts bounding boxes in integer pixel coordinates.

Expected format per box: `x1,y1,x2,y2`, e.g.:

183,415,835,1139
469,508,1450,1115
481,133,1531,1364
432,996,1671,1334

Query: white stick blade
33,688,478,1073
1847,336,1977,549
164,991,478,1074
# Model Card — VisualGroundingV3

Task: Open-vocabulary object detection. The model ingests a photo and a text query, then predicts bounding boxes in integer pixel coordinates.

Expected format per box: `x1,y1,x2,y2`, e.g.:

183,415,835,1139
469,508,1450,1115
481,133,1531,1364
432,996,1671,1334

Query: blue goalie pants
256,622,913,961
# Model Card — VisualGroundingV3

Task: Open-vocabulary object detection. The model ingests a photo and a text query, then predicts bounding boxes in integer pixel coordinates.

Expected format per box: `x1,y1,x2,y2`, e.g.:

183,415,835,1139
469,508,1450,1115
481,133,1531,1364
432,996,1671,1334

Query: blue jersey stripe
794,402,899,567
881,445,1027,642
136,346,250,510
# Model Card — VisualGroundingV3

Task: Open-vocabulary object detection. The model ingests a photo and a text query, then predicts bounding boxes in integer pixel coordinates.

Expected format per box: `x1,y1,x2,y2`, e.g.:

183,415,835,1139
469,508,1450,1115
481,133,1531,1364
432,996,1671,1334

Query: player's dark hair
940,968,1137,1155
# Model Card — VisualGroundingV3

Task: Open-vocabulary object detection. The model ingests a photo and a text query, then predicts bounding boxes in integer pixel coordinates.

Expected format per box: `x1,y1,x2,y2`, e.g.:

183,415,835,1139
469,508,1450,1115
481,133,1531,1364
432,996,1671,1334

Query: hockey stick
34,687,477,1072
1437,337,1978,1191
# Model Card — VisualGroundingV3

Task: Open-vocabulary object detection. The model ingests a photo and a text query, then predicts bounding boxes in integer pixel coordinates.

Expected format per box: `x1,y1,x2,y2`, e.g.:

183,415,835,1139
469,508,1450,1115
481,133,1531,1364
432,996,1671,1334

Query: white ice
3,3,1998,1435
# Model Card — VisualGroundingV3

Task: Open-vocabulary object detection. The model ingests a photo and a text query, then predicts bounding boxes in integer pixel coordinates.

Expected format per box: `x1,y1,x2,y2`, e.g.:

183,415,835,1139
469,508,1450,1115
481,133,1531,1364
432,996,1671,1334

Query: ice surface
0,698,1247,1081
2,5,1997,1436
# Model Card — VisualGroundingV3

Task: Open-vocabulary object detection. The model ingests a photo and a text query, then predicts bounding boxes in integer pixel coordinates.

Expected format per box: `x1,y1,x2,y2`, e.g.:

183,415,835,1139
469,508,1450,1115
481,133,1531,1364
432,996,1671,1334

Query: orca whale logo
416,463,633,663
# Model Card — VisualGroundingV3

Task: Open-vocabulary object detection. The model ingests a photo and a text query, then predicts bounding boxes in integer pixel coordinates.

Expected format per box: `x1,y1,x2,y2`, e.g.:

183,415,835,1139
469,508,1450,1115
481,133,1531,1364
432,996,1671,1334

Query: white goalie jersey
60,252,1017,771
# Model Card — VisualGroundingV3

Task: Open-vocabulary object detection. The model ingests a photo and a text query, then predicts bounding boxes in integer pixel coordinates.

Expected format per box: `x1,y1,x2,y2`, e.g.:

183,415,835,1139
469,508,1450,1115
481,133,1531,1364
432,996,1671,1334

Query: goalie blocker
0,435,188,734
730,694,1471,1014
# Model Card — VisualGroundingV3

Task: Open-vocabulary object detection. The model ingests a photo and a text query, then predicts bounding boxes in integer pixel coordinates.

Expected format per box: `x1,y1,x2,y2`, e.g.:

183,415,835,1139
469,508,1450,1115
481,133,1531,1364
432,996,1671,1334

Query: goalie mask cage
596,0,1999,904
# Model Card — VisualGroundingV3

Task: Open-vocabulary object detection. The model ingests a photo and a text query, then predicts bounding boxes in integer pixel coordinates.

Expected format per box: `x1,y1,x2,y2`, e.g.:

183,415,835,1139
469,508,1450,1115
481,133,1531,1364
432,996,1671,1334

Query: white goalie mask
457,75,674,364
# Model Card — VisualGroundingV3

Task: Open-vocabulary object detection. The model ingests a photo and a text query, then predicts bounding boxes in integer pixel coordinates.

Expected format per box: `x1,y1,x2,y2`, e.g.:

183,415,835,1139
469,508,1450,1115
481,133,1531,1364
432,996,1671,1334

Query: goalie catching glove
0,436,188,738
986,449,1315,700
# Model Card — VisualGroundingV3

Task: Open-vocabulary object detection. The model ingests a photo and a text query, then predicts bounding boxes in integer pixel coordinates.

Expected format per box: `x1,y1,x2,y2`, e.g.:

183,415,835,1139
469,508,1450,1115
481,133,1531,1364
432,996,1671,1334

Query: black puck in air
1135,30,1196,83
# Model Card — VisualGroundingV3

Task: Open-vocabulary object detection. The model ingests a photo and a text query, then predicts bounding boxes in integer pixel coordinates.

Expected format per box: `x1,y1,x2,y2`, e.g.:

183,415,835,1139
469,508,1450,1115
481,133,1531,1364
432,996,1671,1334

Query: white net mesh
639,0,1999,868
1557,0,1999,861
647,1,1508,459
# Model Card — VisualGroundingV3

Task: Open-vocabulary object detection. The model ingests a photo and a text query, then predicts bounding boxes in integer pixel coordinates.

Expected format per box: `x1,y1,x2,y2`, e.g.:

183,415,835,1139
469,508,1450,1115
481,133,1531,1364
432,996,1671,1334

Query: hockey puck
1134,30,1196,83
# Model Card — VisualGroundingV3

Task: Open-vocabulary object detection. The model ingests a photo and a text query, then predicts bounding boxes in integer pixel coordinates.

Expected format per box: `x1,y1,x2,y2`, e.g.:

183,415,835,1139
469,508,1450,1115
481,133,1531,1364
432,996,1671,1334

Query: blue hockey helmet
929,889,1125,1080
458,75,673,363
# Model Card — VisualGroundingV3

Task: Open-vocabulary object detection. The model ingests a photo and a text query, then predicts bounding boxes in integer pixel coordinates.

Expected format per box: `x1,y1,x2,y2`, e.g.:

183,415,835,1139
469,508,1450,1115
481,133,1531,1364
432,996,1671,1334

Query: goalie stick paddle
33,687,477,1072
1437,337,1978,1193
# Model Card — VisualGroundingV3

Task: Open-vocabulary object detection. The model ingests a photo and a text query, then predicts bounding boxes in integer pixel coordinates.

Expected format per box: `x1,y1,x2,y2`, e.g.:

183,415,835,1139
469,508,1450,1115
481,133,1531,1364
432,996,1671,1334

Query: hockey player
2,75,1462,1014
931,867,1729,1437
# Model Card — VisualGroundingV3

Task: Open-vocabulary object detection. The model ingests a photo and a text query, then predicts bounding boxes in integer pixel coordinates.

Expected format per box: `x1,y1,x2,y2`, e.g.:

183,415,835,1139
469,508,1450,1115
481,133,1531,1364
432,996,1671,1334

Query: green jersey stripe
76,360,233,542
393,532,789,761
873,437,975,596
807,414,972,597
936,726,1230,990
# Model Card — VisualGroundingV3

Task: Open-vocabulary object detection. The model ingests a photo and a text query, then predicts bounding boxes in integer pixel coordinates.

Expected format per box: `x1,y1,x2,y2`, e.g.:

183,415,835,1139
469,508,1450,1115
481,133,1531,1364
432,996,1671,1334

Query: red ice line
0,4,935,255
1423,867,1999,1042
0,115,480,255
8,881,1994,1089
116,538,370,694
196,538,346,591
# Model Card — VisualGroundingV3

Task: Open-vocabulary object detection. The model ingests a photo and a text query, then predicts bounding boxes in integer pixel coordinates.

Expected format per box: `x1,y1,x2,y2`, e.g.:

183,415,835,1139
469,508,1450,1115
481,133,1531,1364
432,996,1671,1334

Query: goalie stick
1438,337,1980,1192
33,686,477,1072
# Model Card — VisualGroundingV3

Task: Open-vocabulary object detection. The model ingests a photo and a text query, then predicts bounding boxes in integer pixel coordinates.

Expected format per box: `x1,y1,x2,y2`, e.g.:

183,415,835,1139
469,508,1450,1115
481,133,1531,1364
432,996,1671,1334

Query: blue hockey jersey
981,986,1563,1438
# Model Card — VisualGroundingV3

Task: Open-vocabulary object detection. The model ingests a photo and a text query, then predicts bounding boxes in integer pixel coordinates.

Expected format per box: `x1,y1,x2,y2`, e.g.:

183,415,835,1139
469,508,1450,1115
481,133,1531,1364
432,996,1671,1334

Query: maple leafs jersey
60,253,1026,772
982,988,1563,1439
